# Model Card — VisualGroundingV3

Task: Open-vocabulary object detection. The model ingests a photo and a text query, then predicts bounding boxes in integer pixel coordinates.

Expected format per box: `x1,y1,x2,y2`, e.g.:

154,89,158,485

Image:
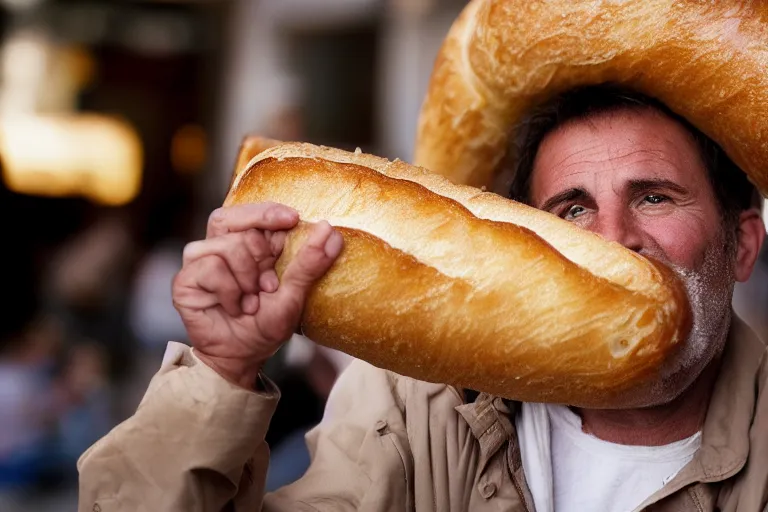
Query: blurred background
0,0,764,510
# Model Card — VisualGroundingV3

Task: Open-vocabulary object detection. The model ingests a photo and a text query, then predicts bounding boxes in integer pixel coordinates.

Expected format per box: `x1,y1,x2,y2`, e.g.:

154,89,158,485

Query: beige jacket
78,316,768,511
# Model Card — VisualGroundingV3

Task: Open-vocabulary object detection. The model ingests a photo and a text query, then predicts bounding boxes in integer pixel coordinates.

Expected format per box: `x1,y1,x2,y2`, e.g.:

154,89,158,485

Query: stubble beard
641,228,736,408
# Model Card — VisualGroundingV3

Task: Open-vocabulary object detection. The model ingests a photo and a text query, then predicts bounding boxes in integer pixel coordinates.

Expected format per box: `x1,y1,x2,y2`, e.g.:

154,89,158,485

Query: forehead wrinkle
553,146,684,177
544,141,607,171
607,144,677,163
532,111,711,204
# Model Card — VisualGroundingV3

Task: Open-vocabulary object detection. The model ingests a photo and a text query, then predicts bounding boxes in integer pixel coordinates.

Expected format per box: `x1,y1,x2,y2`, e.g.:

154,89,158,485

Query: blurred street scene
0,1,765,511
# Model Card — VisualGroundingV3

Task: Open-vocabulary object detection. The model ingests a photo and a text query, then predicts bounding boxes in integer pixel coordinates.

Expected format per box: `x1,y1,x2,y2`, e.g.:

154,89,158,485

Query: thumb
277,221,344,306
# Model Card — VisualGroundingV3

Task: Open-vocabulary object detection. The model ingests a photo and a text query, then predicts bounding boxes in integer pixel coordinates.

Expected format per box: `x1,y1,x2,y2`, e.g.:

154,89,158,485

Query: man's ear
734,208,766,282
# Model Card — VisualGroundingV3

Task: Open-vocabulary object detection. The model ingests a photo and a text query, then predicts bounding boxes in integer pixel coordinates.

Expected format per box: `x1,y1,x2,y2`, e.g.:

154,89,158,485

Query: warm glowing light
0,115,143,206
171,123,207,175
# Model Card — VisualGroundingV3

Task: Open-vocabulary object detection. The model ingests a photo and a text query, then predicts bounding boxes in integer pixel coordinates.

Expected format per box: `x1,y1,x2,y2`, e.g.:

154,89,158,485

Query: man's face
529,108,736,404
530,109,724,269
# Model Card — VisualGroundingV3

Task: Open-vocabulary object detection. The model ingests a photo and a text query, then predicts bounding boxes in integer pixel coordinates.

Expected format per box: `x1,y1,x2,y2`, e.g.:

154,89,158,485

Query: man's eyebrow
539,188,591,212
627,179,689,195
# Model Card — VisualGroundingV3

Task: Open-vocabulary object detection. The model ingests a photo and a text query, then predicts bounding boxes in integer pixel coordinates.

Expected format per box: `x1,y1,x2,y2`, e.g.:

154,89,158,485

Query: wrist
195,352,266,390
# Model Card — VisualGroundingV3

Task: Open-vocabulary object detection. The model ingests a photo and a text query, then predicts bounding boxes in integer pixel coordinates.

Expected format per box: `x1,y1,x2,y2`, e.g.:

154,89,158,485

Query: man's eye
564,204,587,219
644,194,668,205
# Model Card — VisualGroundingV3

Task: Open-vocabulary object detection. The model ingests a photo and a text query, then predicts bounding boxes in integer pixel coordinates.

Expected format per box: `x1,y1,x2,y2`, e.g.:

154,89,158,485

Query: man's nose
591,208,644,253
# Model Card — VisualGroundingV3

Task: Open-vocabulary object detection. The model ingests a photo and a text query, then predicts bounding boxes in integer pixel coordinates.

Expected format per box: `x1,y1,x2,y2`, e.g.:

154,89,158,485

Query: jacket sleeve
77,342,280,512
78,344,411,512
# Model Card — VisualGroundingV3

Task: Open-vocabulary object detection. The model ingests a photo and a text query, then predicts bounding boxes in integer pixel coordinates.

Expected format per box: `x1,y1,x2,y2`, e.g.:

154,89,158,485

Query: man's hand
172,203,343,388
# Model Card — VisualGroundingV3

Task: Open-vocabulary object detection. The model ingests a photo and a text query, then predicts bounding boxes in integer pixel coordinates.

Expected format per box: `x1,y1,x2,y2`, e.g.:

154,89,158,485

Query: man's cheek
641,219,712,270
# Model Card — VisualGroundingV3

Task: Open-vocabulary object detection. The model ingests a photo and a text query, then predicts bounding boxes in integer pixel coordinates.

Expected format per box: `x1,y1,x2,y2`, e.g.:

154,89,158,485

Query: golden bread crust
415,0,768,196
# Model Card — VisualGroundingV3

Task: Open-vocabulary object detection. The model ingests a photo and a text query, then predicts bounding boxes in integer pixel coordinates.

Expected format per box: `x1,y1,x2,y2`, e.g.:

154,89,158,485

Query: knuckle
208,208,227,232
226,237,255,268
182,241,202,263
261,204,280,223
171,289,187,310
241,228,260,246
262,202,295,222
171,271,183,290
286,264,315,289
202,254,228,275
243,230,268,257
171,273,194,306
300,243,329,268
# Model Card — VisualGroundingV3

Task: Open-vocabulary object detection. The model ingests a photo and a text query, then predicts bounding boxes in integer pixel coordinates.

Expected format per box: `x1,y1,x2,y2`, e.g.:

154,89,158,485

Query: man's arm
78,203,348,511
78,343,278,512
78,345,410,512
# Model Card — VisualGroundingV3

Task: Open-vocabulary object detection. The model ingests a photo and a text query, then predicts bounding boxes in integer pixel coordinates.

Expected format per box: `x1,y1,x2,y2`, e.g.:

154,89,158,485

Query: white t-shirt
548,404,701,512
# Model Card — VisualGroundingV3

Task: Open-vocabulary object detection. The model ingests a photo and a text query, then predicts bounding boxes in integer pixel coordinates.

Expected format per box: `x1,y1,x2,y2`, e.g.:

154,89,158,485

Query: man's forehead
534,111,701,169
531,109,707,191
542,107,690,151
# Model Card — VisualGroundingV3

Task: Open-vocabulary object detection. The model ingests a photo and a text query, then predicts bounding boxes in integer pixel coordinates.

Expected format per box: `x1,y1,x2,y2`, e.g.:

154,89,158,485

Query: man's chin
625,242,737,410
609,309,731,411
583,305,731,411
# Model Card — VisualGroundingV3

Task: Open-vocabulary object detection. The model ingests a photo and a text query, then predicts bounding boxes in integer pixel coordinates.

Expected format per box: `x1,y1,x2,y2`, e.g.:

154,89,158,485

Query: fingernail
324,230,344,258
308,220,331,245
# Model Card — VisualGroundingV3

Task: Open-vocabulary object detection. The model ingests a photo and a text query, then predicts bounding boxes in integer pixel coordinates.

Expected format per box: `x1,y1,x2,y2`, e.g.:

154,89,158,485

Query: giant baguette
415,0,768,196
225,141,690,408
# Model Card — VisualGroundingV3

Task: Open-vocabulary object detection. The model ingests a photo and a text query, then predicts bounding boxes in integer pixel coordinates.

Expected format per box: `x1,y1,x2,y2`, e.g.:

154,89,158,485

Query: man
78,86,767,511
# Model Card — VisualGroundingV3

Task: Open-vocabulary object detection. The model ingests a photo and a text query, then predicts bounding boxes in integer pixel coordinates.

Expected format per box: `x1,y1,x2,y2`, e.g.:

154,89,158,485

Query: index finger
207,203,299,238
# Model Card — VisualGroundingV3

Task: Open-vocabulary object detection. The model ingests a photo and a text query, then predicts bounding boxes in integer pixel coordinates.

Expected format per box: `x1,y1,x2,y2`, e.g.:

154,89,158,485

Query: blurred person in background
0,180,58,502
0,239,51,495
0,180,114,510
46,212,137,387
50,341,112,487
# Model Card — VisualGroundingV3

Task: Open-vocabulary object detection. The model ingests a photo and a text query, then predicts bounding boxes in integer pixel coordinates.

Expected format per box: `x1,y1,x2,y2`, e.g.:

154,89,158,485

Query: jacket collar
691,315,762,480
455,315,766,493
455,393,516,471
636,315,767,507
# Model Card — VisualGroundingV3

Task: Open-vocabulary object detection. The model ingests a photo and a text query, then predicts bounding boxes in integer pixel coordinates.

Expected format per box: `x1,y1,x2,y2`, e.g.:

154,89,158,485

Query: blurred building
215,0,468,193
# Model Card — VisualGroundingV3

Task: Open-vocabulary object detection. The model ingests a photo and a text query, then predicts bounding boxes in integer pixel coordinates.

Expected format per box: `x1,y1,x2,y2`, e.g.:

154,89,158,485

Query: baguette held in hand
224,141,691,408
